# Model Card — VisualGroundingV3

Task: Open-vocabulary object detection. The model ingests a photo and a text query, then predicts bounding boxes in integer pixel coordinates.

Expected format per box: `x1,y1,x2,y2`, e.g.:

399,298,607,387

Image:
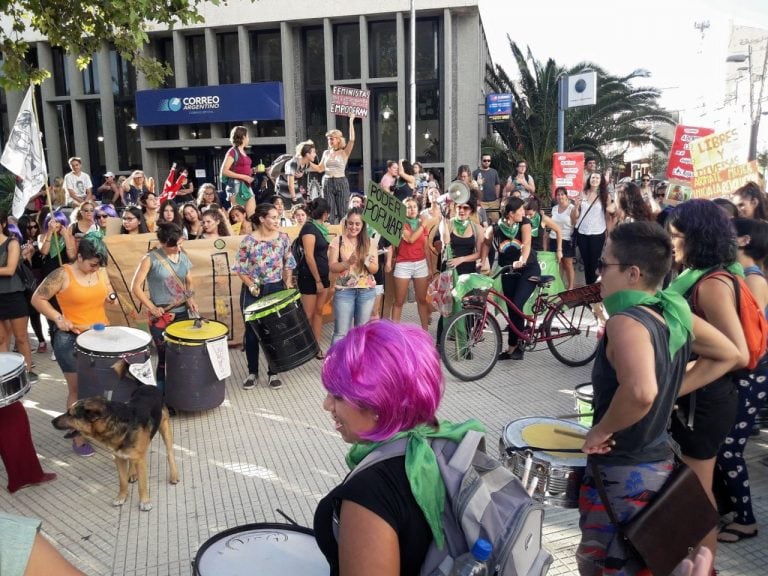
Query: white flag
0,87,48,218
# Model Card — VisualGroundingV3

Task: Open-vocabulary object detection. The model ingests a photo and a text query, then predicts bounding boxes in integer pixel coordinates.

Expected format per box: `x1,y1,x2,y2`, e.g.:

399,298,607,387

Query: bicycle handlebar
491,265,520,280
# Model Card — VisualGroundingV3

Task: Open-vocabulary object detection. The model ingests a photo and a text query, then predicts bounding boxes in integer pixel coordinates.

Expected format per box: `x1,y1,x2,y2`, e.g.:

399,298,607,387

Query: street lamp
726,42,768,162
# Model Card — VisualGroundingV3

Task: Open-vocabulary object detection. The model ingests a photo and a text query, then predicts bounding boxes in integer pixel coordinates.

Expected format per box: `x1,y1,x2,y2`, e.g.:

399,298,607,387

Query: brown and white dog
52,385,179,511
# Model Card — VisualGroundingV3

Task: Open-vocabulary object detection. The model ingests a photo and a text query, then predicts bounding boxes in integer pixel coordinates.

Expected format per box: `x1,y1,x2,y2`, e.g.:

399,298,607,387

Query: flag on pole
159,162,188,202
0,87,48,218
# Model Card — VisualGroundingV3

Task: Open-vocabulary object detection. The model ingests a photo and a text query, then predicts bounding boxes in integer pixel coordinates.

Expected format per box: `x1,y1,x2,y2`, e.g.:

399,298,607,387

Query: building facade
1,0,492,193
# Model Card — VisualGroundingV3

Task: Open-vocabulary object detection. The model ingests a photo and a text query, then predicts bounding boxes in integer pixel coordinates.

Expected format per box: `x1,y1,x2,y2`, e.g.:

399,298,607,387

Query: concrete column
359,14,371,185
323,19,335,131
443,8,454,179
98,43,119,174
173,32,191,141
36,43,63,178
280,21,296,149
205,28,223,139
238,26,251,84
396,12,406,159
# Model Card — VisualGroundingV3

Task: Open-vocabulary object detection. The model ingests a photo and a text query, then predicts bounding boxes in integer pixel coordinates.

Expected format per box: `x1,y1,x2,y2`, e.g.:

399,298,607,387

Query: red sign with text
552,152,584,199
666,125,715,183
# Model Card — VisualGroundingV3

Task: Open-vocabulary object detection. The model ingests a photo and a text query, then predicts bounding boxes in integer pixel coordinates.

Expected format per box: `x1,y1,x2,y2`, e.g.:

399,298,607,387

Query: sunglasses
27,224,39,229
457,204,471,211
596,257,626,272
641,179,650,183
96,213,109,219
482,159,491,163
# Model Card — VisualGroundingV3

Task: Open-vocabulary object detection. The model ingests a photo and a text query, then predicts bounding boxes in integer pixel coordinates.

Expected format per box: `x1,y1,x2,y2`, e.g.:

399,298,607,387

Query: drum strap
152,249,188,307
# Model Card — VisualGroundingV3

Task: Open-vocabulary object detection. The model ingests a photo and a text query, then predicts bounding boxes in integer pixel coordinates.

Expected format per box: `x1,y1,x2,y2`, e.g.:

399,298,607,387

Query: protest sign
689,128,759,198
551,152,584,199
666,125,715,184
362,182,406,246
330,86,370,118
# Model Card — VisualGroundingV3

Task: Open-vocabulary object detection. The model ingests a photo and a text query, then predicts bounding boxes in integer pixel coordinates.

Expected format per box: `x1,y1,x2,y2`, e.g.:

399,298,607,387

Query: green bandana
406,217,420,231
312,219,331,243
81,230,107,260
602,289,693,358
452,217,469,235
666,263,744,298
498,220,520,240
49,234,65,258
346,419,485,549
529,213,541,237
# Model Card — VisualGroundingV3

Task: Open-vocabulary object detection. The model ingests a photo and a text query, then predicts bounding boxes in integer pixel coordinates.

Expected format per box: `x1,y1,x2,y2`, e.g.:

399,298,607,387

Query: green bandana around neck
529,213,541,236
498,220,520,240
666,263,744,298
346,419,486,549
602,289,693,358
312,219,331,243
405,217,420,231
452,217,469,235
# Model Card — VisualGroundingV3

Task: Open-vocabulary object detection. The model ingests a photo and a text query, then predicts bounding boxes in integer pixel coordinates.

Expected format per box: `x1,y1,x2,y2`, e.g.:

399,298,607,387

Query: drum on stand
574,383,594,427
244,289,318,373
194,523,328,576
0,353,30,407
499,416,588,508
164,319,229,411
75,327,151,402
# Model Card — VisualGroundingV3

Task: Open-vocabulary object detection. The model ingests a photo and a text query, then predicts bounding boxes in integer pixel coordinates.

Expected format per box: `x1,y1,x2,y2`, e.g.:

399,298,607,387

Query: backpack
267,153,294,182
693,270,768,371
219,148,239,185
291,235,305,268
335,430,553,576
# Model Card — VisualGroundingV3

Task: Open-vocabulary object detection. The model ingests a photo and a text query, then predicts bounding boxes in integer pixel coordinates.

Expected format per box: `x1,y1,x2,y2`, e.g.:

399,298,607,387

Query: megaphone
437,180,470,205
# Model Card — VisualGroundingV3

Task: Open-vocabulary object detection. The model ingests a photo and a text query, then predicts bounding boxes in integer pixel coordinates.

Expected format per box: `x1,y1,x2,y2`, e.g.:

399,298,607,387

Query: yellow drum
164,319,230,411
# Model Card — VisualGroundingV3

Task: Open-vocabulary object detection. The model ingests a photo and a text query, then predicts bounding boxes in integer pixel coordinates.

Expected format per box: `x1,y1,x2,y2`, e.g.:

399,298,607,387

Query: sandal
315,351,326,360
717,525,758,543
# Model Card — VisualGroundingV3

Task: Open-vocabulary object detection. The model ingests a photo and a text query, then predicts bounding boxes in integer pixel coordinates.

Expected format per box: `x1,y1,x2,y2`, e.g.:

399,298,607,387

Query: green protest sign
362,182,405,246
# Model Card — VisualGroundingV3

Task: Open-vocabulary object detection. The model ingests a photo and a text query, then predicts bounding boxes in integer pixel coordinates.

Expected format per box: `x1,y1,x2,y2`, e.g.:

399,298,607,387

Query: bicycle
439,266,603,381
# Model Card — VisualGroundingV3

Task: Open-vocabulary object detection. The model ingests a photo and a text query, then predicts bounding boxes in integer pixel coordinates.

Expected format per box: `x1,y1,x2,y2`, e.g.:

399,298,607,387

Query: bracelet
184,290,195,298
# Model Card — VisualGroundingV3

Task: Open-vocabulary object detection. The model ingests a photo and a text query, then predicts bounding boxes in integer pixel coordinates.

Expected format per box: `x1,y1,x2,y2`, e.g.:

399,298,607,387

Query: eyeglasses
96,213,109,219
654,193,665,198
596,258,627,272
482,159,491,163
122,216,137,222
27,224,39,230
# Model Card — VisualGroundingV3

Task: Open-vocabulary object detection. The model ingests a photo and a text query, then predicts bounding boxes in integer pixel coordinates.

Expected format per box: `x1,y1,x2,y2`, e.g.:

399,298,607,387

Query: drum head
244,290,301,320
503,417,587,466
165,319,228,342
0,352,26,378
574,383,593,401
76,326,151,354
195,523,328,576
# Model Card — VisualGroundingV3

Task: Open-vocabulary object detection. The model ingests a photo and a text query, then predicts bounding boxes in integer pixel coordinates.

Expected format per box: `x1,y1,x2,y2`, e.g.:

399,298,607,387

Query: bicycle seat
527,275,555,287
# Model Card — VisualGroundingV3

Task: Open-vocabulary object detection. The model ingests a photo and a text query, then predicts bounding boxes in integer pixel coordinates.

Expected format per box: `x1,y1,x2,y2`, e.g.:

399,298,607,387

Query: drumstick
553,427,587,440
520,454,533,488
555,412,593,420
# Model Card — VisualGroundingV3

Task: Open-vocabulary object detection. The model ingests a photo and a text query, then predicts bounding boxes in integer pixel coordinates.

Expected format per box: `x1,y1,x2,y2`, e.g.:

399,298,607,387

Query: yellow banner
689,128,758,198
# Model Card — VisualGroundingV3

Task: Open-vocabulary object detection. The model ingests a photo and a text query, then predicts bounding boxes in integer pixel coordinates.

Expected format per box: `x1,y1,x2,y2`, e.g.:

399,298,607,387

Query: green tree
485,38,676,204
0,0,233,89
758,150,768,177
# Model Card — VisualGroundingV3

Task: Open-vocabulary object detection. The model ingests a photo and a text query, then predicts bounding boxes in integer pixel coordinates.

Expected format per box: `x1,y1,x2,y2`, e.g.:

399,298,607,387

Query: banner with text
552,152,585,199
666,124,715,184
690,128,758,198
362,182,406,246
330,86,370,118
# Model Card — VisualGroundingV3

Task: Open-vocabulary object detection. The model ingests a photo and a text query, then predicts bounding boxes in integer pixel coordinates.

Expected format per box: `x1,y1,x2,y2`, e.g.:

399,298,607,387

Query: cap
104,171,115,178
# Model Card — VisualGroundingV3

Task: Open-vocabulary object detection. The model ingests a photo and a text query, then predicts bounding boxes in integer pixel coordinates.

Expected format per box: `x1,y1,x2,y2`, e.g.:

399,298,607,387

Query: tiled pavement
2,308,768,575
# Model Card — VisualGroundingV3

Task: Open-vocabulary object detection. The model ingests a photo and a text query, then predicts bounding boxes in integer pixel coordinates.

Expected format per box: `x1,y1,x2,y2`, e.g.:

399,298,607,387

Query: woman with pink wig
313,321,483,575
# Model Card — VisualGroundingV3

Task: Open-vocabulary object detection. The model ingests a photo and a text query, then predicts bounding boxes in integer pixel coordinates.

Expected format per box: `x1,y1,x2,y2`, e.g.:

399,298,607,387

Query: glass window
405,18,440,81
82,53,100,95
217,32,240,84
153,37,175,88
250,30,282,82
151,125,179,140
333,23,360,80
115,103,141,171
368,21,397,78
415,84,441,163
52,47,70,96
109,50,136,98
370,87,399,170
54,103,75,172
303,27,325,88
185,35,207,87
84,102,105,178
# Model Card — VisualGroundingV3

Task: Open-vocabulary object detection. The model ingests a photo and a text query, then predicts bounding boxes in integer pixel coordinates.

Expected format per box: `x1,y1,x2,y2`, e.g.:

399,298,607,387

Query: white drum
75,326,153,402
0,353,29,407
194,523,328,575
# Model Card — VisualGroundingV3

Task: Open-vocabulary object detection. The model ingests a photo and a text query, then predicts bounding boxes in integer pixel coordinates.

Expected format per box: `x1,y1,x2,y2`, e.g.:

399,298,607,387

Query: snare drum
75,327,151,402
194,523,328,576
0,353,30,408
574,383,594,427
244,289,318,372
500,416,588,508
164,319,229,411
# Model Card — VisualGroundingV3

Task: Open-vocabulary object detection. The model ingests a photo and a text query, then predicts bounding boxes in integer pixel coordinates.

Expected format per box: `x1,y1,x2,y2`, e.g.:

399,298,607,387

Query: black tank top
450,231,476,276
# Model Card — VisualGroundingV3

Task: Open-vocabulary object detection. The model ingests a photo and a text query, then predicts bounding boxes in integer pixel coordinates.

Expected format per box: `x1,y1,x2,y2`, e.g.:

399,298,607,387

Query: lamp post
726,40,768,162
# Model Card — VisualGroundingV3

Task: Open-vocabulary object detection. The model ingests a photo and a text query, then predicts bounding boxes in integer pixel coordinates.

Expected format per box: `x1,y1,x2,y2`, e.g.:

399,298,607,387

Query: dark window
189,125,211,139
52,47,70,96
84,102,105,178
109,50,136,98
54,103,75,172
405,18,441,163
217,32,240,84
406,18,439,81
333,23,360,80
303,27,326,147
370,87,399,170
369,21,397,78
153,37,175,88
82,53,100,95
250,30,282,82
151,125,179,140
0,85,8,151
185,35,207,87
115,103,141,171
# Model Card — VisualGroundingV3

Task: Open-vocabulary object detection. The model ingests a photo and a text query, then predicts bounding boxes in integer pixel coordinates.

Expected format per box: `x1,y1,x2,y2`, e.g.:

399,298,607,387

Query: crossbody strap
575,196,599,233
589,461,623,528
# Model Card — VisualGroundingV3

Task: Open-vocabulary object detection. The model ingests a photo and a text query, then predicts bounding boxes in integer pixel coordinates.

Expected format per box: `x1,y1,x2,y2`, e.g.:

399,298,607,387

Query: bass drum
0,353,30,407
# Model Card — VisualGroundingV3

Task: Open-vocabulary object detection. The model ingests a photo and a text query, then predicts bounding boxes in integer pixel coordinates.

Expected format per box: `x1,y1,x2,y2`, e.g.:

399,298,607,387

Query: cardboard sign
330,86,370,118
666,125,715,183
551,152,584,199
690,128,758,198
362,182,405,246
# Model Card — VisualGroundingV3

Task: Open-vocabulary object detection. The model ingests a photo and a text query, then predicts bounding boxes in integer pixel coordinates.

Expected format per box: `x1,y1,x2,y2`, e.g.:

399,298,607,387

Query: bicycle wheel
440,308,502,381
544,301,601,367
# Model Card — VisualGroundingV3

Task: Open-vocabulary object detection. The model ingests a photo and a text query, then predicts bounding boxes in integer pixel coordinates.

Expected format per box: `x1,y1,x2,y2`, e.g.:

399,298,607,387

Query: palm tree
485,38,676,204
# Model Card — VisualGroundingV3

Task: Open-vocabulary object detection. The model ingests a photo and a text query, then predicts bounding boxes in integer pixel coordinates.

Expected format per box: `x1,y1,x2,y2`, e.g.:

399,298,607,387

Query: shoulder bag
572,195,598,251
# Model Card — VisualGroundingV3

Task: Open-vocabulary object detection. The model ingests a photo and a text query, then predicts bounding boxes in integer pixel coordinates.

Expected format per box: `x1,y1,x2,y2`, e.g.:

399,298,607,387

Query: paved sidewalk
2,310,768,575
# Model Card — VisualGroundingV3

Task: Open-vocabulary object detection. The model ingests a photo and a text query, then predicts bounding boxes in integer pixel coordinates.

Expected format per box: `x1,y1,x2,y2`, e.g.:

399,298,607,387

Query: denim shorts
53,330,78,374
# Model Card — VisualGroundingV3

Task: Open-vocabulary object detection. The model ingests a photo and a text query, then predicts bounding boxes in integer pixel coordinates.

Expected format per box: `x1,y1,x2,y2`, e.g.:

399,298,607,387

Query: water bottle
448,538,492,576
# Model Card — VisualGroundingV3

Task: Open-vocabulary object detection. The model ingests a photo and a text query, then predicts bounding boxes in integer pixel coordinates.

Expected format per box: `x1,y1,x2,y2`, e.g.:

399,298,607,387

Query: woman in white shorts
391,198,432,329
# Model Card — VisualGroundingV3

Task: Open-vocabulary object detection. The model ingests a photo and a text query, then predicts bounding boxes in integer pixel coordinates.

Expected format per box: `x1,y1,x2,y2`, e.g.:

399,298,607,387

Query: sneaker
36,342,47,353
510,348,525,360
242,373,257,390
72,441,95,457
268,375,282,390
27,371,39,384
50,350,56,361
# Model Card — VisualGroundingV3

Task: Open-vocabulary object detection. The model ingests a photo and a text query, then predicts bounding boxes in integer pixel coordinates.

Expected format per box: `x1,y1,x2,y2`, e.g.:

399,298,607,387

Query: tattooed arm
31,267,74,332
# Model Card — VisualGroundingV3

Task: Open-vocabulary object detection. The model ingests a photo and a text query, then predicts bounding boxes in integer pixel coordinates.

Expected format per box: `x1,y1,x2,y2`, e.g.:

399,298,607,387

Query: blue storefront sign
486,93,513,122
135,82,284,126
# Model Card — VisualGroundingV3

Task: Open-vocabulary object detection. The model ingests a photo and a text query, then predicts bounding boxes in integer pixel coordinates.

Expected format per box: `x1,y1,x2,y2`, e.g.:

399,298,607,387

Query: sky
478,0,768,148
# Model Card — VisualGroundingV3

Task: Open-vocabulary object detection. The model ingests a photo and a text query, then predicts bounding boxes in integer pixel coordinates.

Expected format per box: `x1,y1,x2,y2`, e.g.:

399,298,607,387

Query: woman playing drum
130,222,198,393
31,233,117,457
233,203,296,390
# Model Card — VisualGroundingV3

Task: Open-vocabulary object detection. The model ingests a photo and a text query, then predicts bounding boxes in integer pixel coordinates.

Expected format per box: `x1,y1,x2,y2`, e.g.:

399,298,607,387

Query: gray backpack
336,430,553,576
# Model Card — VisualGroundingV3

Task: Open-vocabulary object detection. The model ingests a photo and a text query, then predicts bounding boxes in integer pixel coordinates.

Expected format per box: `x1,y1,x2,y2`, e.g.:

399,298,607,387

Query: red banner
666,125,715,183
552,152,584,199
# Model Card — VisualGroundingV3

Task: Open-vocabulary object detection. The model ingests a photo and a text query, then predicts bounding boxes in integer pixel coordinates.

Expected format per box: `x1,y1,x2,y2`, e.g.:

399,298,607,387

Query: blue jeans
331,288,376,344
241,281,285,376
149,309,189,394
